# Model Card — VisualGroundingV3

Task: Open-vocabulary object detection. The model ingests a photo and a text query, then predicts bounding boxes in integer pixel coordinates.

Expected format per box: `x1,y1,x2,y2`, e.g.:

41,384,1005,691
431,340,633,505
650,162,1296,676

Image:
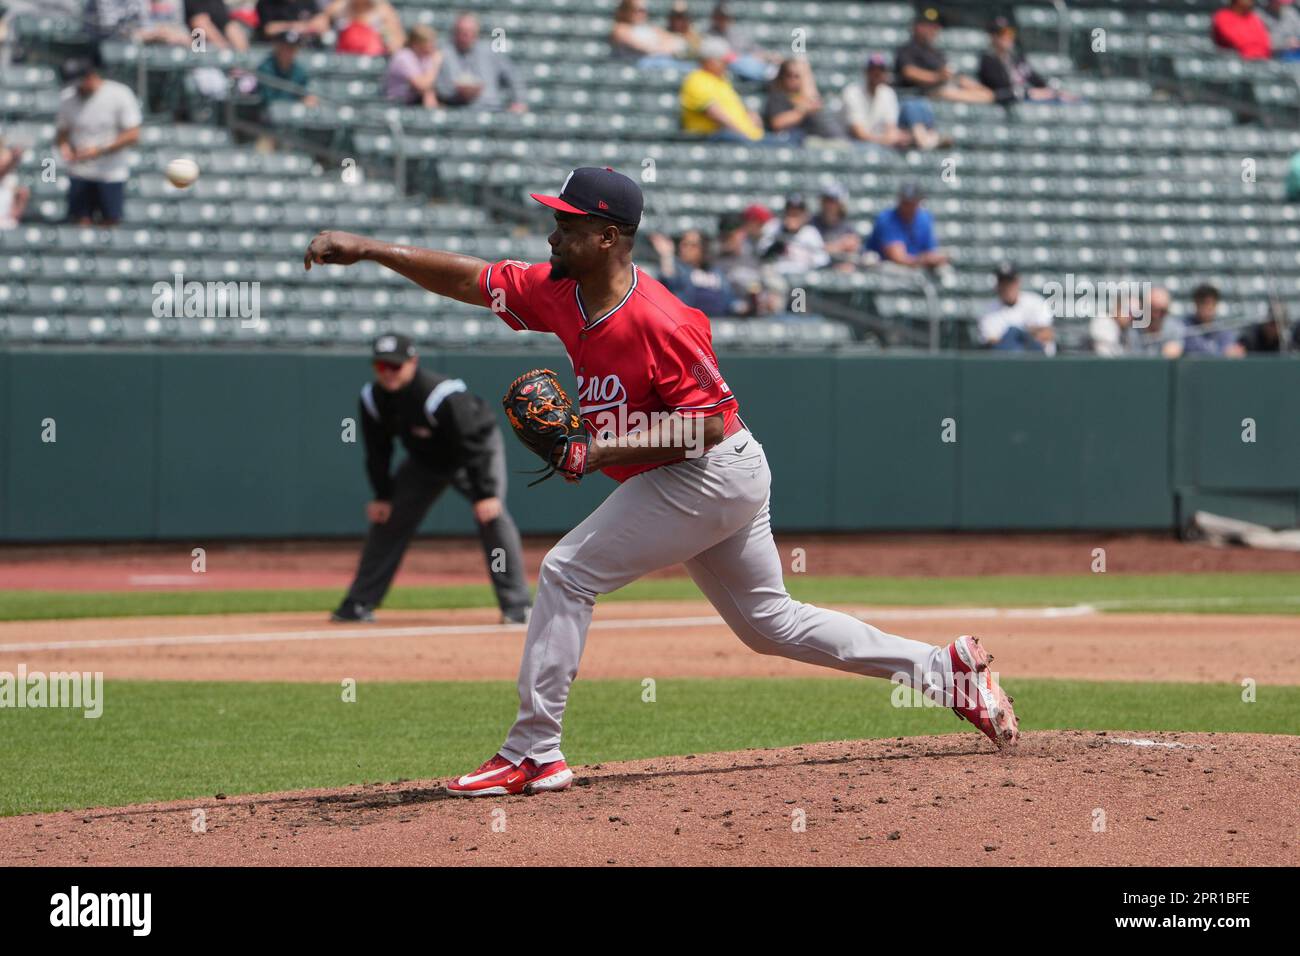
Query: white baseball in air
165,157,200,189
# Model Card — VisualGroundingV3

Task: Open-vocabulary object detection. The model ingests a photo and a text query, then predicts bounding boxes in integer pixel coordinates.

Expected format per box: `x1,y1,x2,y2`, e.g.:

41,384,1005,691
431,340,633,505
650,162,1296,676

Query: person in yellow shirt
679,36,765,142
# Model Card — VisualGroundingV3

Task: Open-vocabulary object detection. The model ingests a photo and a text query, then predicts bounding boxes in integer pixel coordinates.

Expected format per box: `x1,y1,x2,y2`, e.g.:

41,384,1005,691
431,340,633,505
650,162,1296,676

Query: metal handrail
920,271,942,352
1050,0,1070,58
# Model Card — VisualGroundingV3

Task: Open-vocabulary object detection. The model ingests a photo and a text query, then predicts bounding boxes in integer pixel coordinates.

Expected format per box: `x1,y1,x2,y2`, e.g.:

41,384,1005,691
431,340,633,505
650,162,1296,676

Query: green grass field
2,570,1299,621
3,677,1296,816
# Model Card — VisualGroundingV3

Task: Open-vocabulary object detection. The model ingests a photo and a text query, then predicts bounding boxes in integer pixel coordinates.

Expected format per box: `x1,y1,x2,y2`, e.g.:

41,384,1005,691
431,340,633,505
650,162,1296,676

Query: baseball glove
502,369,590,486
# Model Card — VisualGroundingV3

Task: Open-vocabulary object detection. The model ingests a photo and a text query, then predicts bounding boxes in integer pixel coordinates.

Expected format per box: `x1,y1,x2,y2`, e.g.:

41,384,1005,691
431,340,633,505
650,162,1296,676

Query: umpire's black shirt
359,369,499,502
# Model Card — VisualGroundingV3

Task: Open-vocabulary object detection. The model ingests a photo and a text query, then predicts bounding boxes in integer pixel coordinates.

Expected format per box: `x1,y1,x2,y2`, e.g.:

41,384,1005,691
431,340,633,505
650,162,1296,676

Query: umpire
331,334,532,624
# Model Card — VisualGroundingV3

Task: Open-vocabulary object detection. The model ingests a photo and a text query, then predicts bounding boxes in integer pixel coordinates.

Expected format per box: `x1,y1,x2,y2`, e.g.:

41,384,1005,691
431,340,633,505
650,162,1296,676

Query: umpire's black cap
372,332,416,364
531,167,643,227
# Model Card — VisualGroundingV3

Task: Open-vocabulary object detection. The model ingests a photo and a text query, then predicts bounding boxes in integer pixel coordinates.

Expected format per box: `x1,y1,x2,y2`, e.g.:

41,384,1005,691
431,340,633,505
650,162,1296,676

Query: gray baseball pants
499,429,953,765
345,430,530,614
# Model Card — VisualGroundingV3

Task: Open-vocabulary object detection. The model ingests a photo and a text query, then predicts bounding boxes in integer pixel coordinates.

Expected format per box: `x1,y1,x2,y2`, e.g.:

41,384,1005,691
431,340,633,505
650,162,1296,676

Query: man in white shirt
55,59,143,226
978,263,1056,355
757,193,829,275
841,53,938,149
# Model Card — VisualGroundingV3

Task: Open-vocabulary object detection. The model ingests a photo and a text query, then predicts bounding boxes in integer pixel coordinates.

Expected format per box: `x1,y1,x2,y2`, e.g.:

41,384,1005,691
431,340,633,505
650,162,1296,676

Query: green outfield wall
1,348,1297,541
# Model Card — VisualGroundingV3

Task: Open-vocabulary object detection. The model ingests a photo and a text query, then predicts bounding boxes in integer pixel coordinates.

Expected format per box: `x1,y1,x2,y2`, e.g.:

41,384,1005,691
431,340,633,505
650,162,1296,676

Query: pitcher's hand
305,230,370,270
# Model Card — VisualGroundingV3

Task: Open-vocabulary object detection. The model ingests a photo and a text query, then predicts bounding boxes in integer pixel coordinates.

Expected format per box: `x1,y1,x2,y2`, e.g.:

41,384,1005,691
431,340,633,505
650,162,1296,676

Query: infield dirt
2,732,1296,866
4,531,1299,591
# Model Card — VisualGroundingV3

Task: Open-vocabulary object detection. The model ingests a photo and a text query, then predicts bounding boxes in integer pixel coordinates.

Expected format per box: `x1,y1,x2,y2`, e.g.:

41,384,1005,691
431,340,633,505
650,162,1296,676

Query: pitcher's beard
547,257,569,280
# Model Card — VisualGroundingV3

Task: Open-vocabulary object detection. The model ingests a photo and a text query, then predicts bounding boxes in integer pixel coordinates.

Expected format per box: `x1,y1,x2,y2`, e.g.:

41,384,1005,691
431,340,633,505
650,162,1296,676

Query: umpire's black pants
344,430,530,613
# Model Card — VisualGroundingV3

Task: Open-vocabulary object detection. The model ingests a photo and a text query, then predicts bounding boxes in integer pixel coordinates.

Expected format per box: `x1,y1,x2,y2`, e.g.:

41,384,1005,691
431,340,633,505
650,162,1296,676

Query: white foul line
0,604,1097,654
848,604,1097,620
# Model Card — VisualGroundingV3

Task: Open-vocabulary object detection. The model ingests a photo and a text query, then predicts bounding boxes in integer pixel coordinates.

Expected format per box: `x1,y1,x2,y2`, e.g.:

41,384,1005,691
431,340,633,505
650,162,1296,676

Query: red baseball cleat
445,754,574,797
947,635,1019,749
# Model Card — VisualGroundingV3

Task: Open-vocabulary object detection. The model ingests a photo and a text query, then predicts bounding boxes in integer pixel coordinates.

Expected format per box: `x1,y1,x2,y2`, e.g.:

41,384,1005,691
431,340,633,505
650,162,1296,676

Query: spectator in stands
1259,0,1300,60
843,53,937,151
812,183,861,270
895,7,994,107
257,32,319,107
55,59,142,227
666,1,702,59
610,0,691,71
1212,0,1272,59
141,0,192,44
1093,287,1185,357
762,58,846,144
1180,283,1246,356
978,17,1065,104
255,0,329,42
866,182,950,271
713,211,763,312
714,212,786,318
1091,290,1143,356
86,0,192,45
707,2,777,82
1129,287,1182,357
0,136,31,230
326,0,405,56
740,203,772,244
978,263,1056,354
757,193,829,274
436,13,526,112
86,0,140,39
185,0,249,50
385,25,443,106
1237,302,1288,351
649,228,736,316
680,36,765,142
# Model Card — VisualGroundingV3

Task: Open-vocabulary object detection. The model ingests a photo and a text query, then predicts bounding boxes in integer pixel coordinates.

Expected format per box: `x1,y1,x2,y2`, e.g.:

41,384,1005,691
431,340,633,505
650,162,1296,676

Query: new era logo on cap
530,167,643,227
372,332,415,362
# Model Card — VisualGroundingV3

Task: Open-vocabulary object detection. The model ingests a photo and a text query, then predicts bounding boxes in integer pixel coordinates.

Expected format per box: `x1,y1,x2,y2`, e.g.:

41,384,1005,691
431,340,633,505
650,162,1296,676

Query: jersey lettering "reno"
478,260,740,483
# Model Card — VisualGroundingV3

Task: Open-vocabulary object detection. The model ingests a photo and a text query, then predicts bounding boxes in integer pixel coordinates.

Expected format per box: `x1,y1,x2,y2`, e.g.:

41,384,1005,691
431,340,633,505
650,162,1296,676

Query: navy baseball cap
61,57,96,81
531,167,643,227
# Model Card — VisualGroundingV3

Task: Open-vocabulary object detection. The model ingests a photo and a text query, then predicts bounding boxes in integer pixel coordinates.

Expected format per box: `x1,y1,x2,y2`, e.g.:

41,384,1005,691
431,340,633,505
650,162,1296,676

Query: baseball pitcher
305,166,1018,796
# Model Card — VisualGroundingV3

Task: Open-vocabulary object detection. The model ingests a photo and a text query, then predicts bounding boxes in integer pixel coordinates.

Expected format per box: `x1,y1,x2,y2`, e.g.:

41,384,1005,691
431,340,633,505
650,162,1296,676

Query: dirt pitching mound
4,732,1296,867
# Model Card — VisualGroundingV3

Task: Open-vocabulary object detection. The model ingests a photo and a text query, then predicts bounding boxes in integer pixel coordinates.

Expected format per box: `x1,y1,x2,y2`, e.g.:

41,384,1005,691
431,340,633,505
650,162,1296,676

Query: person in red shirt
304,167,1020,796
1212,0,1273,59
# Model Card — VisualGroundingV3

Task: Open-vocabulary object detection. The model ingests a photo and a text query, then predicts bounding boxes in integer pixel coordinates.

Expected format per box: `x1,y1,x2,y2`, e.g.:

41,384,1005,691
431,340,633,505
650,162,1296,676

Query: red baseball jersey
478,259,741,483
